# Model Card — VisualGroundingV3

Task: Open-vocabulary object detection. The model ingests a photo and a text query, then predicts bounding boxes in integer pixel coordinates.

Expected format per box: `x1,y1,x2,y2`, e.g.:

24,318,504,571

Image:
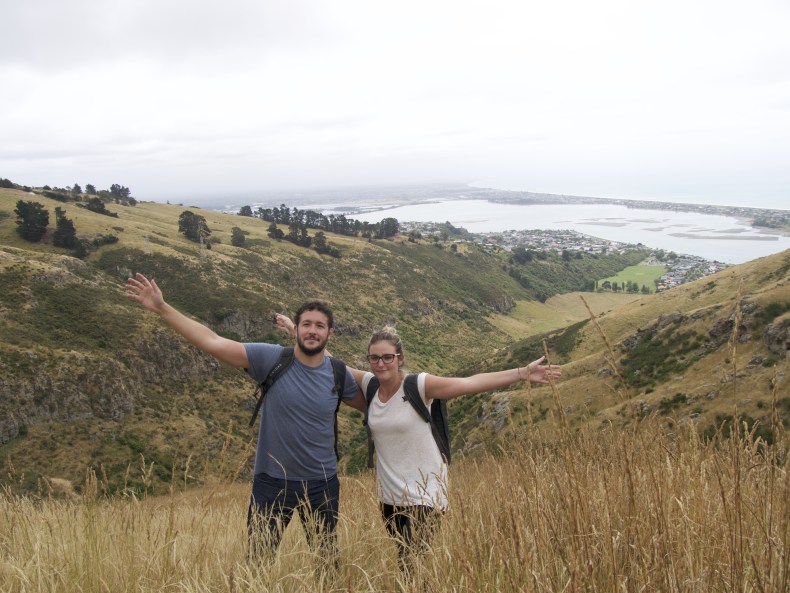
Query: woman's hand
522,356,562,384
274,313,296,338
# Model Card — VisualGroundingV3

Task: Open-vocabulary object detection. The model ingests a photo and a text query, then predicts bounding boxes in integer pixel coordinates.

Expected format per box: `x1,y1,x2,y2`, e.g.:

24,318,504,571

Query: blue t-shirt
244,343,358,480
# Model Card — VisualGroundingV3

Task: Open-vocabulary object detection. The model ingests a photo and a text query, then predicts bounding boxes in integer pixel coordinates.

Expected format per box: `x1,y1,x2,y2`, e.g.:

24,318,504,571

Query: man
125,273,364,562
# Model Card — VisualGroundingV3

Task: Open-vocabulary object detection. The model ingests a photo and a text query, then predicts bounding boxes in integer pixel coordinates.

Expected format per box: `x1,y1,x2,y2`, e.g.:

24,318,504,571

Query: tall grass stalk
579,295,630,410
727,279,744,398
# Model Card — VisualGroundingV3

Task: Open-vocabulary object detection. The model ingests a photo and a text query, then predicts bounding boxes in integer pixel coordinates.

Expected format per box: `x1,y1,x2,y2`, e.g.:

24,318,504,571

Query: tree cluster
246,203,399,241
600,280,650,294
241,203,399,258
13,199,114,259
37,182,137,208
8,179,129,254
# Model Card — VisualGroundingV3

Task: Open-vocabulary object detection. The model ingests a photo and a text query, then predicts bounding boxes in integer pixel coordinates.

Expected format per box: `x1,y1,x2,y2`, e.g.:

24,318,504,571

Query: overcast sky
2,0,789,208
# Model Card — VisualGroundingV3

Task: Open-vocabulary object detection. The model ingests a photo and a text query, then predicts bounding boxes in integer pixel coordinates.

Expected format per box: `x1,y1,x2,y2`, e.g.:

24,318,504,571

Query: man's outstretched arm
125,273,249,368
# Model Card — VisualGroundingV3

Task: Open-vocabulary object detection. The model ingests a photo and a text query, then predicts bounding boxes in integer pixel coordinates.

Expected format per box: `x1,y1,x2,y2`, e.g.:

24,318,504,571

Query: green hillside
1,186,788,496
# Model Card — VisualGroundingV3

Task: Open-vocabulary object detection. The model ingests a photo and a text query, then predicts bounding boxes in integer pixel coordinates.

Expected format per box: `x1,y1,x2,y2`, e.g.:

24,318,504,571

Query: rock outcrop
0,330,221,444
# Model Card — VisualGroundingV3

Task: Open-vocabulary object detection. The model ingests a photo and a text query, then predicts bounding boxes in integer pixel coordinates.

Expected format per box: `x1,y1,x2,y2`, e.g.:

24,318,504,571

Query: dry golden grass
0,188,290,262
3,419,788,593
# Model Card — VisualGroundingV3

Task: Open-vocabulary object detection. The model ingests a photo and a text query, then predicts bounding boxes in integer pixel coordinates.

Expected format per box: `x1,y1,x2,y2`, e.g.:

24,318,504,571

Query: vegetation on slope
1,185,788,497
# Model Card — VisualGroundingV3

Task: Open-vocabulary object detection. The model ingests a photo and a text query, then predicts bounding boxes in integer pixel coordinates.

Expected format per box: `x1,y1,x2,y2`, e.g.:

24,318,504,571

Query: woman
276,316,562,564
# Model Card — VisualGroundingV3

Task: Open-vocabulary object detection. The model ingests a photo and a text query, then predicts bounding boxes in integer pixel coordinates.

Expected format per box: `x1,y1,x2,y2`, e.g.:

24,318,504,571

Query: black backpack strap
248,347,294,427
402,374,430,421
363,377,380,421
329,357,347,397
329,357,347,458
364,377,379,468
402,374,452,463
431,399,452,463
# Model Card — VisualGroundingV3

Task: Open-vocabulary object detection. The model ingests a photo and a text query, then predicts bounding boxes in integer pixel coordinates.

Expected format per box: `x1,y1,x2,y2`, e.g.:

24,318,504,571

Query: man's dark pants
247,472,340,563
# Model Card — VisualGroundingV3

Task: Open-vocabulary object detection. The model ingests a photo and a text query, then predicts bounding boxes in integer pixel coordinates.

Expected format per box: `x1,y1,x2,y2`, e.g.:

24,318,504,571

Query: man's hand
125,273,165,314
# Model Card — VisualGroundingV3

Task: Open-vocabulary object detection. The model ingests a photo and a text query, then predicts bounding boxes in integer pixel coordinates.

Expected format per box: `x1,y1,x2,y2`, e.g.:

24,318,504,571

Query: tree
276,204,291,225
178,210,211,243
313,233,340,257
74,239,89,260
313,231,327,251
86,197,109,214
511,246,533,264
267,221,284,240
287,222,311,247
53,207,78,249
231,226,246,247
109,184,131,199
238,205,253,217
379,217,399,238
14,200,49,242
85,184,97,195
71,183,82,195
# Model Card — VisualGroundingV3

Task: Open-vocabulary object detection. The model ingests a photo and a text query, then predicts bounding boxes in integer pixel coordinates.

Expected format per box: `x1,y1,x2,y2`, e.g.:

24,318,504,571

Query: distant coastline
466,187,790,236
214,183,790,236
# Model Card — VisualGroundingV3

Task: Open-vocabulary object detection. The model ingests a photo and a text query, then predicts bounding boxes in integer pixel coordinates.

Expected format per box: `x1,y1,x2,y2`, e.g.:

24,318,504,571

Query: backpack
248,347,347,456
364,374,451,468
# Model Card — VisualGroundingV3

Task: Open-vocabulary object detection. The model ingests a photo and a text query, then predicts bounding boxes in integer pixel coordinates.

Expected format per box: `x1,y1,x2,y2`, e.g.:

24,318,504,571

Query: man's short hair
294,301,334,329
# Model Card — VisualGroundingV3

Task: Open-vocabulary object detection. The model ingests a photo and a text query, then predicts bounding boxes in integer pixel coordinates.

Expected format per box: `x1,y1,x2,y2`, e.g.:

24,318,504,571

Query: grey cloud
1,0,336,71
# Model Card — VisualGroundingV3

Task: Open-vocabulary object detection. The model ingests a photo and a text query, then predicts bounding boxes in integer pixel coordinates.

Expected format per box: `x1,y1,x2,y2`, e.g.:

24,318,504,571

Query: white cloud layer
1,0,789,208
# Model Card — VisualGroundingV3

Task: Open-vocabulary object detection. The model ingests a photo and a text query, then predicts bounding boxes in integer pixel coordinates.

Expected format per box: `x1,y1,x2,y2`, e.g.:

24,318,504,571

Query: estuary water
330,199,790,265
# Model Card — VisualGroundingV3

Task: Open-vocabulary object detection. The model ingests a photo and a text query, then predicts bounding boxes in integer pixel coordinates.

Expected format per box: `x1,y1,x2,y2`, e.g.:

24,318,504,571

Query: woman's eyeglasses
367,354,399,364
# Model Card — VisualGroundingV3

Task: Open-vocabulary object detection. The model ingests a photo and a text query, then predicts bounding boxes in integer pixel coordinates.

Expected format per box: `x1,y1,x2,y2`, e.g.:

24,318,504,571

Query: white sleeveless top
363,372,449,509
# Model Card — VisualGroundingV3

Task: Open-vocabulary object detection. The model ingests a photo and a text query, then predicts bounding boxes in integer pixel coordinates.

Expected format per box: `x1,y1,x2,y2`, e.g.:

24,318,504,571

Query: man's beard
296,333,328,356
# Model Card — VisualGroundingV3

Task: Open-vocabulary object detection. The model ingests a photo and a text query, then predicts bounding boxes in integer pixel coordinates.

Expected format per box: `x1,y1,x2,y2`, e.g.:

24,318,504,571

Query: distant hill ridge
0,186,787,495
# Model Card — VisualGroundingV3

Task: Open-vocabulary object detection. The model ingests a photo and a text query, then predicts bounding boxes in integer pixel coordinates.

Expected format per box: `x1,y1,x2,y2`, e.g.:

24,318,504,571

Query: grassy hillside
1,186,788,496
0,188,533,493
470,249,790,450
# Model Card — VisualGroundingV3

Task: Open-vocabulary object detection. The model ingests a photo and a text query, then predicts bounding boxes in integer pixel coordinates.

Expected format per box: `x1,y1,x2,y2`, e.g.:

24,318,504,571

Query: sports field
599,263,667,292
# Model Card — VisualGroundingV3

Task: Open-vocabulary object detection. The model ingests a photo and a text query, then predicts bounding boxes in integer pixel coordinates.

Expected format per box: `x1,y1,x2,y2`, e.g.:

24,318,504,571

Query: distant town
399,221,730,292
